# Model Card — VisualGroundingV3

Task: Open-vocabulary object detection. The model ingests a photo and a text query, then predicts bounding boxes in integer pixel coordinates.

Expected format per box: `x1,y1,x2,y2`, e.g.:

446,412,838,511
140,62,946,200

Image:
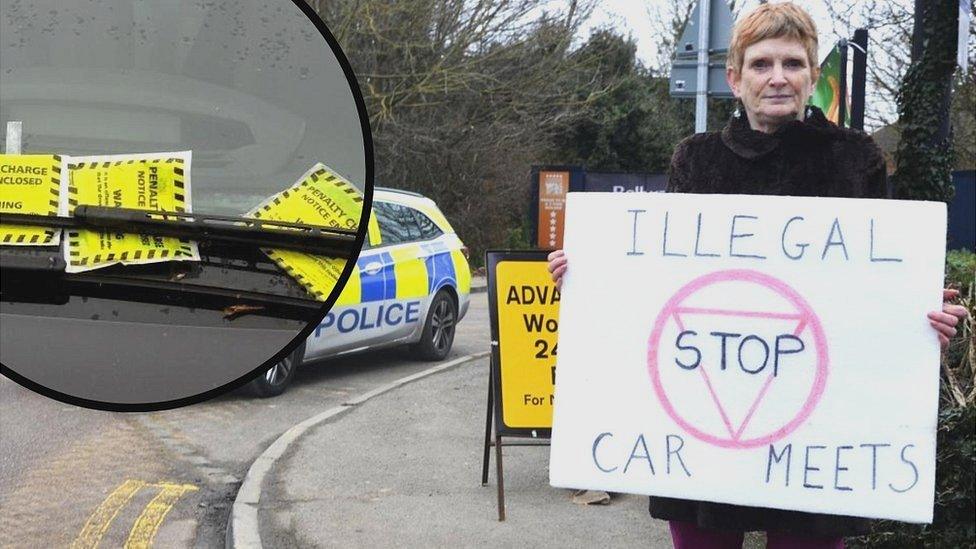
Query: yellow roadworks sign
246,163,363,301
494,259,561,429
63,151,200,273
0,153,67,246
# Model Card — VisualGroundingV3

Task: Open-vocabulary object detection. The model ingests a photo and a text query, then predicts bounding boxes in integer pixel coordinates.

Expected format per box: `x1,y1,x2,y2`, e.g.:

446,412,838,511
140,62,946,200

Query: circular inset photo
0,0,373,409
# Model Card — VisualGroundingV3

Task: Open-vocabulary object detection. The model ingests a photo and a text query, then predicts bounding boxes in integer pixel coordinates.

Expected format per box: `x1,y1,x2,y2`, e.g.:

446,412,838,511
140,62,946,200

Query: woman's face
727,37,817,132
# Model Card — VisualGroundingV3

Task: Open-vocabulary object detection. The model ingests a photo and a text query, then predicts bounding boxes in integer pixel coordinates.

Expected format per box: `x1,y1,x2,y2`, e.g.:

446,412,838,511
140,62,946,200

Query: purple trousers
669,521,845,549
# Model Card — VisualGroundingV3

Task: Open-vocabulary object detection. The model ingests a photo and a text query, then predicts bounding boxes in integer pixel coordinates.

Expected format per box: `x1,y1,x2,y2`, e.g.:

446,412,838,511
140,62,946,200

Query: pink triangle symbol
673,311,809,441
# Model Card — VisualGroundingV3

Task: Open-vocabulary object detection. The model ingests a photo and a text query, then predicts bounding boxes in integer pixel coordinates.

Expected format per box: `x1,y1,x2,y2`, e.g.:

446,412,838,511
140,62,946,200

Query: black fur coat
649,106,886,537
666,105,887,199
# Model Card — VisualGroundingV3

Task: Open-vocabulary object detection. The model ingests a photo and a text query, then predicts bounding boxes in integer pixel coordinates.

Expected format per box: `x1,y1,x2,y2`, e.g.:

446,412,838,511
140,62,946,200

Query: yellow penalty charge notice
0,154,68,246
64,151,200,273
246,163,363,301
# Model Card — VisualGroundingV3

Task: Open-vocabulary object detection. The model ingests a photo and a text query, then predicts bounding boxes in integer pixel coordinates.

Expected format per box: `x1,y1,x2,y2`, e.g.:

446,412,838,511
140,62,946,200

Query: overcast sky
574,0,942,130
582,0,859,69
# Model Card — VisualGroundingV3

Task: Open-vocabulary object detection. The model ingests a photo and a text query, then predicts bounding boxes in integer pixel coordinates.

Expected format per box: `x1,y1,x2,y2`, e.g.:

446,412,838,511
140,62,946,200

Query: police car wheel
250,342,304,398
411,290,457,361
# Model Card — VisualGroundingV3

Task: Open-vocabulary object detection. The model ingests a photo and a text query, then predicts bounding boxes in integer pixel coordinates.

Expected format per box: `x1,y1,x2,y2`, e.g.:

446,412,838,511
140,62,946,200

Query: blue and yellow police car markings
422,240,458,295
450,248,472,294
390,244,430,299
309,193,471,342
357,251,397,302
313,250,418,337
333,263,362,306
314,298,423,336
313,244,442,338
334,239,466,311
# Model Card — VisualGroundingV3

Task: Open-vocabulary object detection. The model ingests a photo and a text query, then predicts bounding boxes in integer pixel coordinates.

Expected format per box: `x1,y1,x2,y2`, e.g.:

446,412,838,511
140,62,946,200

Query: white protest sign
549,193,946,523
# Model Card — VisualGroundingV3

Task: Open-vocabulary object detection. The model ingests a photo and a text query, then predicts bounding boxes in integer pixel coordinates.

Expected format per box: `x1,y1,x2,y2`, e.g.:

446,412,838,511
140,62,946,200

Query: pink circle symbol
647,269,828,449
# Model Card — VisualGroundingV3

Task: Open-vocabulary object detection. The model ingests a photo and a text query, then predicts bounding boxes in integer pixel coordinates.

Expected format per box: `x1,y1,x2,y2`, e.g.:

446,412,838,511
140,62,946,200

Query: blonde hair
727,2,819,76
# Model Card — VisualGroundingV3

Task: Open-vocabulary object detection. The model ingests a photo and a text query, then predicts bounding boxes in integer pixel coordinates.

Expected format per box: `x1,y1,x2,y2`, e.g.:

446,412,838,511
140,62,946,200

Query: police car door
363,201,429,343
406,204,458,301
305,210,394,358
305,200,430,359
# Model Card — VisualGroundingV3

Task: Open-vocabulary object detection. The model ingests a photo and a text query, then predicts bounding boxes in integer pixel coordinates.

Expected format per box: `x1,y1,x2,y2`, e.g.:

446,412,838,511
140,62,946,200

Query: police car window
372,202,406,245
373,202,422,245
408,208,443,240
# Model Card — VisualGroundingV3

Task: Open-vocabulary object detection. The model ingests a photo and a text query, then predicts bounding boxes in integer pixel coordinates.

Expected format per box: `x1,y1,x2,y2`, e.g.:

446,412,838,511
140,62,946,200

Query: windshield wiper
0,207,361,319
1,206,358,258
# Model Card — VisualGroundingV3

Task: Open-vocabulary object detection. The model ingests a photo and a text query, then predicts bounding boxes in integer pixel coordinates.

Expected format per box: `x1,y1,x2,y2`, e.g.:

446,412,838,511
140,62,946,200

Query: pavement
470,274,487,294
226,272,757,547
228,353,674,548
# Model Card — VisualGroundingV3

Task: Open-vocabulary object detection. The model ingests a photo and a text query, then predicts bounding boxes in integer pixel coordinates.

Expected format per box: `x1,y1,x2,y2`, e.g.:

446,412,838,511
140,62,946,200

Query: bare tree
824,1,915,132
949,3,976,169
643,0,743,76
307,0,619,258
827,0,975,169
645,0,696,74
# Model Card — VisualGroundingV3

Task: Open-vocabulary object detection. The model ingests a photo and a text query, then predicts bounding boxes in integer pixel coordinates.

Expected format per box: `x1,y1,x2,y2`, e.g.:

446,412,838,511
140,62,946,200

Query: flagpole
694,0,711,133
850,29,868,131
838,39,848,128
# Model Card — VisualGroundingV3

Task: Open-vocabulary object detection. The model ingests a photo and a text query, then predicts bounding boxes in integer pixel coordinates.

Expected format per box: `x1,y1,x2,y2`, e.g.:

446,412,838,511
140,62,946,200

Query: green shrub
850,249,975,548
946,249,976,296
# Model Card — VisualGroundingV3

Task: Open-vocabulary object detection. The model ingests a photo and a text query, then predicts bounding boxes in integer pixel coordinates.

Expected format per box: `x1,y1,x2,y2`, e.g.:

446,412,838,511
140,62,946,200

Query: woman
547,3,966,548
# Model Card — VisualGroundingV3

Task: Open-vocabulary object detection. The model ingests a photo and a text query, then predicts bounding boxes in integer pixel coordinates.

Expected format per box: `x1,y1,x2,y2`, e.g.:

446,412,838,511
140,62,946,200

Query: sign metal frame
481,249,555,521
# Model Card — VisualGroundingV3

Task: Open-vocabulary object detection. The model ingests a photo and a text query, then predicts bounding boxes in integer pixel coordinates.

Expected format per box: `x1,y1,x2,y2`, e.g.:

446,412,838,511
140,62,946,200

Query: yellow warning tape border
244,162,364,301
0,154,64,245
64,153,195,268
249,164,364,222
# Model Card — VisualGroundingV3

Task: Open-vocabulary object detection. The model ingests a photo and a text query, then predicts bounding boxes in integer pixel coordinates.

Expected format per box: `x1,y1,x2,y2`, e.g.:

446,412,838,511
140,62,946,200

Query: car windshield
0,0,369,407
1,0,366,209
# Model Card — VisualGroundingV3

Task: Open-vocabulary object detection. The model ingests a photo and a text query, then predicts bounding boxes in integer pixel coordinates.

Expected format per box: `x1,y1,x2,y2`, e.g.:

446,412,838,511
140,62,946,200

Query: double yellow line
71,479,198,549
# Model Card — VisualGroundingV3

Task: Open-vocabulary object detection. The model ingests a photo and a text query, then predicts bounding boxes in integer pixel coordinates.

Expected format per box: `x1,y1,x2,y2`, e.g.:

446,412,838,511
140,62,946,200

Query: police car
250,188,472,396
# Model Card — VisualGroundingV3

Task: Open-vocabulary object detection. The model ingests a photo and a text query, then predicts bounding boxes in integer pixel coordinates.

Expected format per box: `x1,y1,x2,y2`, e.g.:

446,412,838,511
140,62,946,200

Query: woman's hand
547,249,568,290
546,252,968,348
928,289,969,350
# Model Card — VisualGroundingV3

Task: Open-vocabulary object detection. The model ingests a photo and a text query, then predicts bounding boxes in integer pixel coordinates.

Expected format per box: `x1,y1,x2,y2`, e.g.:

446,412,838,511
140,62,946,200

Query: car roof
373,187,455,234
374,187,432,205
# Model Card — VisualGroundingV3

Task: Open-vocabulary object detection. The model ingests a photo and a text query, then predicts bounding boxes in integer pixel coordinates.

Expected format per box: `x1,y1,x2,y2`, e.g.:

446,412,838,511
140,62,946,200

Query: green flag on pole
809,44,850,126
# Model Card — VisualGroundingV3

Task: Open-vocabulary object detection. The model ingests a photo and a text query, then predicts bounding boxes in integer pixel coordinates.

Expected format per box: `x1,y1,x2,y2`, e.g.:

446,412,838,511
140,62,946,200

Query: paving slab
258,358,673,548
